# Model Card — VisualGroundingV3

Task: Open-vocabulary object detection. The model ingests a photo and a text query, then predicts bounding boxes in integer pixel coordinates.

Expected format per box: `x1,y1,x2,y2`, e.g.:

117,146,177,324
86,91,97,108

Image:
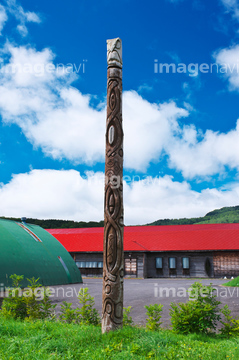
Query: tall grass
0,318,239,359
224,276,239,287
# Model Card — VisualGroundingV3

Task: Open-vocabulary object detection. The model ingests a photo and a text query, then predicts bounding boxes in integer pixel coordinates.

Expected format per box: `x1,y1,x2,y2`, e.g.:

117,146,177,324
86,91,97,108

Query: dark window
85,261,98,268
205,258,212,277
155,257,163,269
76,261,86,268
169,257,176,269
76,261,102,269
182,257,190,269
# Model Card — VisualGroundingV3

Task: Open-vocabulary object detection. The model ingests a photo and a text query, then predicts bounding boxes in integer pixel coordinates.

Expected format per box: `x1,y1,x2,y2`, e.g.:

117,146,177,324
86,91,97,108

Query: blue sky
0,0,239,224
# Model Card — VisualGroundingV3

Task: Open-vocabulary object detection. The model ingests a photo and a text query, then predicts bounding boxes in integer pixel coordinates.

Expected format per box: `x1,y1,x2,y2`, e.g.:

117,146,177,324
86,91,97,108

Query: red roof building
48,224,239,278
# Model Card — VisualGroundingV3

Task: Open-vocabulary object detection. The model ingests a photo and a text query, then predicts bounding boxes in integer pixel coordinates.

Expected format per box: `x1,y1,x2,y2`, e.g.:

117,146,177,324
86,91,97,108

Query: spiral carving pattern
102,60,124,333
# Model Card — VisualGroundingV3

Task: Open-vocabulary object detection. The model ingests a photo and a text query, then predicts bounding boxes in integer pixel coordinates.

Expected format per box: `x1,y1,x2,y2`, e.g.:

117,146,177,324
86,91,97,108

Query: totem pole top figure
107,38,122,69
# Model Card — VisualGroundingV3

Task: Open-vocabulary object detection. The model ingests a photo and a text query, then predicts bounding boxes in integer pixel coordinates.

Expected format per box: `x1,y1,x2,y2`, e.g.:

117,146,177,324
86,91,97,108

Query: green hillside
147,205,239,226
2,205,239,228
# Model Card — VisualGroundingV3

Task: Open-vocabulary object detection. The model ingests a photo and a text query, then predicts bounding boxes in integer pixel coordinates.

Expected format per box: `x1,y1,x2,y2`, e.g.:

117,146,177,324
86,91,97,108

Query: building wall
71,251,216,278
124,253,145,277
72,252,103,276
137,254,145,278
213,251,239,278
73,252,145,277
145,252,214,278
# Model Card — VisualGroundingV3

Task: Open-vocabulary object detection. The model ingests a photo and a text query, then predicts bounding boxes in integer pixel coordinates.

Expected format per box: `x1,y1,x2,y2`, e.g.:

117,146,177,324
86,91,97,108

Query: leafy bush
78,287,100,325
24,277,48,320
170,282,221,334
59,288,100,325
1,277,100,326
144,303,163,331
220,304,239,336
1,275,28,319
1,274,56,320
59,301,80,324
123,306,134,326
39,289,56,320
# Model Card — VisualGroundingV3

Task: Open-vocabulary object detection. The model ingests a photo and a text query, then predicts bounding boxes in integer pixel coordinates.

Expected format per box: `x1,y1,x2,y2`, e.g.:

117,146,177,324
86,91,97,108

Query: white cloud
166,122,239,178
16,24,27,37
214,45,239,90
221,0,239,20
0,169,239,225
124,90,239,178
1,44,239,179
125,175,239,224
0,44,106,164
137,83,153,94
0,5,8,35
0,44,189,169
123,92,188,171
0,170,104,222
5,0,41,36
0,0,238,226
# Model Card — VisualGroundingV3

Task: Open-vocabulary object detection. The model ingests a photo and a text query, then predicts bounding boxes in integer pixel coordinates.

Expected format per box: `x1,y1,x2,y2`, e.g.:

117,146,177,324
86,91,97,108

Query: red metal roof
47,223,239,252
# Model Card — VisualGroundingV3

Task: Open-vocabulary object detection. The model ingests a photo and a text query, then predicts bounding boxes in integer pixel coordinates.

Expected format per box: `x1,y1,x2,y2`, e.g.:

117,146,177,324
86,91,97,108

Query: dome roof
0,219,82,287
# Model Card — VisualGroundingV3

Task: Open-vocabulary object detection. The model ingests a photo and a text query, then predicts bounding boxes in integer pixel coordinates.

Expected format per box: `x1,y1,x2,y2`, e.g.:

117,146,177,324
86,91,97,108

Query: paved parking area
50,278,239,327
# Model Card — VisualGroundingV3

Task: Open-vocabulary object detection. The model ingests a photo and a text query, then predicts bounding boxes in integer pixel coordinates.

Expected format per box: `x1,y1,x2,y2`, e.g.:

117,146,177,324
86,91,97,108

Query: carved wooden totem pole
102,38,124,333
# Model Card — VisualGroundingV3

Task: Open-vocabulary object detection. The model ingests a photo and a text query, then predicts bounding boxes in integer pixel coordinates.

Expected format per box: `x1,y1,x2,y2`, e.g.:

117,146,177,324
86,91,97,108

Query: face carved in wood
107,38,122,68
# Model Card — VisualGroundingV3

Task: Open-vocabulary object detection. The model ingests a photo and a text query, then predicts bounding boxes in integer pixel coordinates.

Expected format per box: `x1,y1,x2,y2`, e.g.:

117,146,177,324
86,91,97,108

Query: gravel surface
48,277,238,327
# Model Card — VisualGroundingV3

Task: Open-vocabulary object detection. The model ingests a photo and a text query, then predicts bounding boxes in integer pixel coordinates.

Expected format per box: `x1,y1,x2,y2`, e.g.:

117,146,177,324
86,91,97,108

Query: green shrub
220,304,239,336
1,274,56,321
144,303,163,331
170,282,221,334
1,275,27,319
24,277,44,320
59,301,80,324
123,306,134,326
78,287,100,325
39,289,56,320
59,288,100,325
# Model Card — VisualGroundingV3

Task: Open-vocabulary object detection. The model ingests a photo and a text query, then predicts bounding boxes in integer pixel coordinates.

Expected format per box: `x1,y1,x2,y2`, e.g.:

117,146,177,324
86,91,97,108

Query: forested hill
147,206,239,226
0,217,104,229
1,205,239,228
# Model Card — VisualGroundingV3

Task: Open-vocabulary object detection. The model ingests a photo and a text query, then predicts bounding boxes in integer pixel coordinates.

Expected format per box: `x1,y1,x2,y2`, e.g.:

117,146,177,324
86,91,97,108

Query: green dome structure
0,219,82,287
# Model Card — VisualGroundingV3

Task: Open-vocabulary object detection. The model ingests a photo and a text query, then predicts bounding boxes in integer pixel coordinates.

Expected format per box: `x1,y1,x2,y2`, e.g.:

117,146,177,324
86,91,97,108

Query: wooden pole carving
102,38,124,333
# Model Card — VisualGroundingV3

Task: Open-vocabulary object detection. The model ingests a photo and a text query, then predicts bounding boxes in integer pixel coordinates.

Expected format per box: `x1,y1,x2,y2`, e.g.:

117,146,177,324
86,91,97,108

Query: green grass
0,318,239,359
224,276,239,287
